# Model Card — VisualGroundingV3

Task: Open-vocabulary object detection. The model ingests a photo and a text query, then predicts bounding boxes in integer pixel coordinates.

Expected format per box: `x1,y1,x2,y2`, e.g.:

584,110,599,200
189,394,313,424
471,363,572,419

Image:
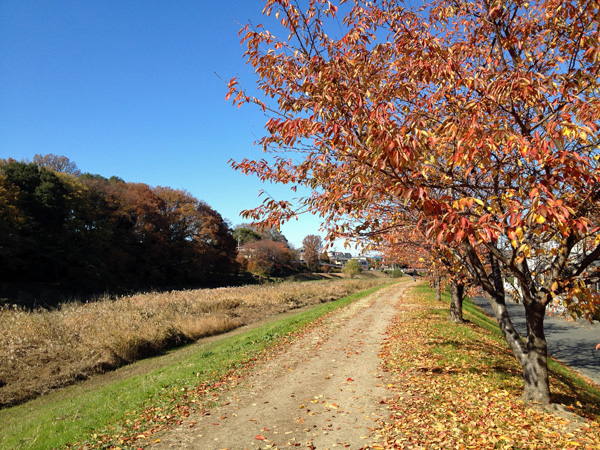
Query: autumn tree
302,234,323,271
240,239,292,276
235,223,295,276
366,204,474,321
189,201,239,282
0,161,70,279
385,227,477,323
33,153,81,175
229,0,600,402
152,186,239,283
432,247,479,324
0,171,25,277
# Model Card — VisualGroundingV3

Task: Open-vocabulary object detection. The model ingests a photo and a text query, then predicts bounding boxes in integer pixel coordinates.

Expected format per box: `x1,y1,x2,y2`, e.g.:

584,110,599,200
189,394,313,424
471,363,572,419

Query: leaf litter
372,291,600,449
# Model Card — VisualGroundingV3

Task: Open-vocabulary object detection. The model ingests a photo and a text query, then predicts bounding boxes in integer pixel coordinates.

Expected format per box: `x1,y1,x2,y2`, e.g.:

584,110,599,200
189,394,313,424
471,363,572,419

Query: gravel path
150,283,408,450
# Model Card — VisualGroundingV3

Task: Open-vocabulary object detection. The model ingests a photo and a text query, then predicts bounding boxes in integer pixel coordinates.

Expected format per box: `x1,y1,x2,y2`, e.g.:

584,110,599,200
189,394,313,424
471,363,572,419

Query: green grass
0,283,392,450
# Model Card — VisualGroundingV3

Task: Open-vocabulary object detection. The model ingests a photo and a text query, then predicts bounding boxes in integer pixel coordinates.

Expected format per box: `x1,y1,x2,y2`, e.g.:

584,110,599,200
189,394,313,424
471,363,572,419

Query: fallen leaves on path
373,293,600,449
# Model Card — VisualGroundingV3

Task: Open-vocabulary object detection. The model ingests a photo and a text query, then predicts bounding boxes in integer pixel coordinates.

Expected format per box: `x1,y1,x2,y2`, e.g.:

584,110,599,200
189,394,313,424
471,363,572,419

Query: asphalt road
470,296,600,386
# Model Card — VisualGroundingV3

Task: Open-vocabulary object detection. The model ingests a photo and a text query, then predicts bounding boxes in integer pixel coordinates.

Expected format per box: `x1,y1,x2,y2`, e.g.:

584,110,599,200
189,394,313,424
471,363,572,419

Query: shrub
389,269,404,278
342,259,362,278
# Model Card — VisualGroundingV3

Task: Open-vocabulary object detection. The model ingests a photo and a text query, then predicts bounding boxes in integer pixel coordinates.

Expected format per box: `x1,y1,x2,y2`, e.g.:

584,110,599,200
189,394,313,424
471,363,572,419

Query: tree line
0,155,238,304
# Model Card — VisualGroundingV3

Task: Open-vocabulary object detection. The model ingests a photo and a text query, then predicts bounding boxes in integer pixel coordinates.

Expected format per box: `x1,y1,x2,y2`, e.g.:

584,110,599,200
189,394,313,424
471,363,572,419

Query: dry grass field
0,278,387,408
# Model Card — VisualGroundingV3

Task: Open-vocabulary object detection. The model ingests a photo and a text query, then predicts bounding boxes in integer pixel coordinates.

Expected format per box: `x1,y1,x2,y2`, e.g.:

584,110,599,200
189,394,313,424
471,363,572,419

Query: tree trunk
449,281,465,323
435,276,442,301
462,242,552,403
491,293,550,402
521,296,551,402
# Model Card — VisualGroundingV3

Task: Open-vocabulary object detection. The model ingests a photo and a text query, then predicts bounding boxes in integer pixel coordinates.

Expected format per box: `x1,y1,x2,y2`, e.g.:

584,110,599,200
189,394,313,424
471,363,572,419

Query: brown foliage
238,239,292,276
302,234,323,271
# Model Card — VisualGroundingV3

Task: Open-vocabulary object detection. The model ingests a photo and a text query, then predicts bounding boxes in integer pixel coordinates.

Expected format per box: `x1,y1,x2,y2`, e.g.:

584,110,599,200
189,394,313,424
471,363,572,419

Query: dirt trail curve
151,282,409,450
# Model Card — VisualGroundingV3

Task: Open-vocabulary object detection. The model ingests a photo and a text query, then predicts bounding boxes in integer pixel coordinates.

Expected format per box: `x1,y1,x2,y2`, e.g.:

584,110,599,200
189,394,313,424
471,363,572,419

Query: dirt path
151,283,408,450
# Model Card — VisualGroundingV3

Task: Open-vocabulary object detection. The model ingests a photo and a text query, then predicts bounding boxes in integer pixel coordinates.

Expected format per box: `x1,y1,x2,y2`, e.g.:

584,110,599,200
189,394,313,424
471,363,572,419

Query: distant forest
0,155,239,305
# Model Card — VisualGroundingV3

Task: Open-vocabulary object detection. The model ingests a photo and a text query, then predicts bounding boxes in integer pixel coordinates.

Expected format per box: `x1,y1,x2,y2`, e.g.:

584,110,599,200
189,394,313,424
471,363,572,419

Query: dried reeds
0,279,384,407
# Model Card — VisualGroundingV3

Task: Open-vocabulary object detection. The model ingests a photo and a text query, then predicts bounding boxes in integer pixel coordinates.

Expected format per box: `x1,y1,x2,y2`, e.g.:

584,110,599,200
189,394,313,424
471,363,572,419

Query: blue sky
0,0,346,250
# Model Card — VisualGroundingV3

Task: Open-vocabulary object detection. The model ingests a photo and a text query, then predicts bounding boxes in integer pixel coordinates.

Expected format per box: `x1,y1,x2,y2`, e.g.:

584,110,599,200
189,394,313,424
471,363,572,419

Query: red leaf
255,435,266,440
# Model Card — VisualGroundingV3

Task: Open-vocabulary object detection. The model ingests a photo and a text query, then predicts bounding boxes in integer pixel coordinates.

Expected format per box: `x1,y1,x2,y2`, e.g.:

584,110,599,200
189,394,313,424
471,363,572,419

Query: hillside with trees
0,155,238,305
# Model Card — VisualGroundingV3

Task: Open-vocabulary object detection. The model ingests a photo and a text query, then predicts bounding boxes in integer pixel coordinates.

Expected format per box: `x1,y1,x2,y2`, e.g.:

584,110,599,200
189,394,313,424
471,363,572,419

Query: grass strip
0,282,393,450
374,284,600,449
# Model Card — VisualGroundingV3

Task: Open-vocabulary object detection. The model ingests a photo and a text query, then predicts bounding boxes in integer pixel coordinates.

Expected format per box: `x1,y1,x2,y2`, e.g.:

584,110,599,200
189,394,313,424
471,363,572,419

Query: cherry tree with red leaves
229,0,600,402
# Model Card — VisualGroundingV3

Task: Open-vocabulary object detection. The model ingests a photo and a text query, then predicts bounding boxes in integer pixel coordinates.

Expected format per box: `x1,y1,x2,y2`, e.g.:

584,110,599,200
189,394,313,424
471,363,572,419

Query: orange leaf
255,435,266,440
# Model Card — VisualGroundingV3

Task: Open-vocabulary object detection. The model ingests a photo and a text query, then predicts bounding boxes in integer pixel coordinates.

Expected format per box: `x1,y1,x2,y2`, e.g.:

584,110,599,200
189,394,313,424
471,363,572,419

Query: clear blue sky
0,0,345,250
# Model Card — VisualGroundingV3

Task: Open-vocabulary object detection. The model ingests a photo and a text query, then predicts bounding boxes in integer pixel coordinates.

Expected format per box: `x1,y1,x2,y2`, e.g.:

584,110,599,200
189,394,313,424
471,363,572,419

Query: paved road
471,296,600,386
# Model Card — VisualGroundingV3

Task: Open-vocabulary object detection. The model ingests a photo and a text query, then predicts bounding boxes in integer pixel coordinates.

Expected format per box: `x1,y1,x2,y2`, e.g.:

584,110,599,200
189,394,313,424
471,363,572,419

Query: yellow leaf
516,227,524,240
535,214,546,224
518,244,531,258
